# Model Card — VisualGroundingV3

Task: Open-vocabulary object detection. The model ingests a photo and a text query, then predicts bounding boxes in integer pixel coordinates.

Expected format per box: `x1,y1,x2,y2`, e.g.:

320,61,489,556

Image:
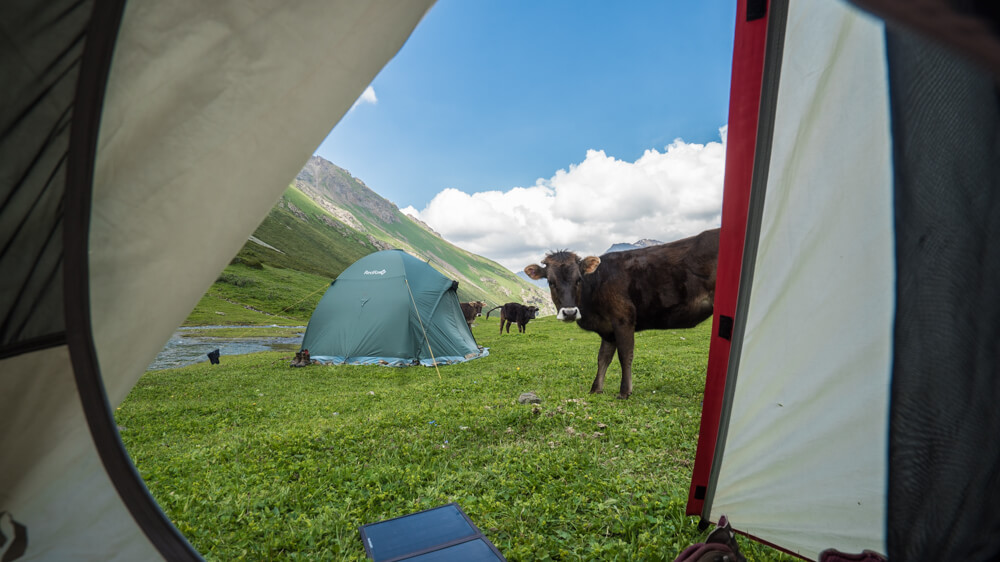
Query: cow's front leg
615,327,635,399
591,338,617,394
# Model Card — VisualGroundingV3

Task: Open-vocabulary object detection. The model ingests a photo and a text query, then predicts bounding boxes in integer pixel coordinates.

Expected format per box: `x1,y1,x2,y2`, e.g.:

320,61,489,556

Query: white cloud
409,126,727,272
350,86,378,111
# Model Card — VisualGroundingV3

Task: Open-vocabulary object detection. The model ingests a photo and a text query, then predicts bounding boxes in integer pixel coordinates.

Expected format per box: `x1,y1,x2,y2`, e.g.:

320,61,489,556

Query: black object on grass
359,503,505,561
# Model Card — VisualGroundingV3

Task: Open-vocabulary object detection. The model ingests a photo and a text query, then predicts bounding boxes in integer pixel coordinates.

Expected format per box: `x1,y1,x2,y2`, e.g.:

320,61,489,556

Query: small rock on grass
518,392,541,404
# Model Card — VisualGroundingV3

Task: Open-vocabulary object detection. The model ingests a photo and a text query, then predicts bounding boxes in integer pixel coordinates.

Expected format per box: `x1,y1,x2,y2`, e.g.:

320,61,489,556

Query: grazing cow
524,228,719,399
486,302,540,334
460,301,486,328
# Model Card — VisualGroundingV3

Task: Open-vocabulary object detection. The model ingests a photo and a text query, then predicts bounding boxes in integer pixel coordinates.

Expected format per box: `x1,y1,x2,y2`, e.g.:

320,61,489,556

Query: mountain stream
147,326,304,371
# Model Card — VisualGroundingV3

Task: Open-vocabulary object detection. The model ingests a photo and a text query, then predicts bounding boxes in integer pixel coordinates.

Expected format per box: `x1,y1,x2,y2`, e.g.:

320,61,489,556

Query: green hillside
295,156,546,309
350,200,536,308
185,157,551,326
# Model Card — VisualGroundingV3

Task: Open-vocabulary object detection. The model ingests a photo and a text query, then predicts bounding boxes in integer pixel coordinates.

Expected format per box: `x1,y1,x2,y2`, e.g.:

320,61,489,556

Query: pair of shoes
291,349,311,367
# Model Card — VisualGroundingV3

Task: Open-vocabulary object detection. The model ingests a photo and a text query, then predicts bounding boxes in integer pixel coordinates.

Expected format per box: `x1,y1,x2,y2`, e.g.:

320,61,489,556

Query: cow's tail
485,306,501,318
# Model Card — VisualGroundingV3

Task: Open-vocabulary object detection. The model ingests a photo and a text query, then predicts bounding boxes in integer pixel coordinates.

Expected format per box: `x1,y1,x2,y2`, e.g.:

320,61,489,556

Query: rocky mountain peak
296,156,399,225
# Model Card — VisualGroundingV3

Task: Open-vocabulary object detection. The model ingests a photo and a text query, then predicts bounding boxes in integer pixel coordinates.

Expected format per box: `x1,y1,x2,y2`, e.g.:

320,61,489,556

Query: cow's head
526,306,539,319
524,251,600,322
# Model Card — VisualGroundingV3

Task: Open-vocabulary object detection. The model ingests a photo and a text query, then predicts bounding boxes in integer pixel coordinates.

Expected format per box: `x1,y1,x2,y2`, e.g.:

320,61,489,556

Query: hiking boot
291,351,303,367
301,349,311,366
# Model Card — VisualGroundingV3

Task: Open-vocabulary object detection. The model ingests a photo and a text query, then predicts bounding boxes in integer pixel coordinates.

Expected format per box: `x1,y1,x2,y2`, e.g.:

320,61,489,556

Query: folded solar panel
359,503,505,562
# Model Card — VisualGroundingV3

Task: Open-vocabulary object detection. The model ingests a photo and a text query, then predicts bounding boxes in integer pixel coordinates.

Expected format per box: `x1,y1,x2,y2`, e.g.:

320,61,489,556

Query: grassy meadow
118,315,794,561
184,263,329,326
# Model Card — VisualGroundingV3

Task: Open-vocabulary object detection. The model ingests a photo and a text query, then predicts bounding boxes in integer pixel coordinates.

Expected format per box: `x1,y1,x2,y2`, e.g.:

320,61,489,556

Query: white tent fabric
706,1,894,557
691,0,1000,559
3,348,163,560
1,1,432,559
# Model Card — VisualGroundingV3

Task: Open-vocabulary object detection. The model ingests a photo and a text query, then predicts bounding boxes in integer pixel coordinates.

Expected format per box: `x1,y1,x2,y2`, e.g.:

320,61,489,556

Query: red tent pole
686,0,770,519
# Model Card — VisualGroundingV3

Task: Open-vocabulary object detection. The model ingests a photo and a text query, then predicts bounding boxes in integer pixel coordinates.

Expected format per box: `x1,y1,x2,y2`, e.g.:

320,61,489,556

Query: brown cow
486,302,540,334
460,301,486,329
524,228,719,399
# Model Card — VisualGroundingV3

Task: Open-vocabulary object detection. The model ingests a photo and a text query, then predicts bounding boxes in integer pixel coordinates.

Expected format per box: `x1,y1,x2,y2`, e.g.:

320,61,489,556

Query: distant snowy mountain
605,238,663,254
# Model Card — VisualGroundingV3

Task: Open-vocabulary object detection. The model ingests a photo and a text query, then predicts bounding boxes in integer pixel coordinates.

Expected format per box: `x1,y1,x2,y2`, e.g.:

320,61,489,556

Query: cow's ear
581,256,601,274
524,264,546,280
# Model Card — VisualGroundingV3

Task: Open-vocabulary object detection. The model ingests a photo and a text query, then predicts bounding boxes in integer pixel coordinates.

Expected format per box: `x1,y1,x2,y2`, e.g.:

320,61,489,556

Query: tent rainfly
1,0,998,560
300,250,487,366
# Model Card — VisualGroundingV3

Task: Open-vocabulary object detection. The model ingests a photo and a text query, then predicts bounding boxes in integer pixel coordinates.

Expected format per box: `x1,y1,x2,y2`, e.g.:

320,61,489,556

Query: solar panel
359,503,505,561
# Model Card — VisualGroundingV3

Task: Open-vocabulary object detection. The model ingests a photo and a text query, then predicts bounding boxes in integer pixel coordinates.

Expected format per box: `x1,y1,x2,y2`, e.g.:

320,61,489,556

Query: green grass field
184,263,330,326
118,316,794,561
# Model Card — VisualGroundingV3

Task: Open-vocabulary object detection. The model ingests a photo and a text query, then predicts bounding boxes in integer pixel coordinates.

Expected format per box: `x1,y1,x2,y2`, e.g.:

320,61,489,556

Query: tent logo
0,511,27,562
364,269,387,276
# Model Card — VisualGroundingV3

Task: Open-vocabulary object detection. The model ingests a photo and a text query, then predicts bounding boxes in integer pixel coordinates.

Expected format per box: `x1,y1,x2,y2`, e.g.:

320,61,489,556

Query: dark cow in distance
460,301,486,329
524,228,719,399
486,302,540,334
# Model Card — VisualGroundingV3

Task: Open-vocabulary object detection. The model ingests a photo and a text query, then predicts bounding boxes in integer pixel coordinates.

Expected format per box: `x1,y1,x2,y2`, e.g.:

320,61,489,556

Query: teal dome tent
301,250,488,366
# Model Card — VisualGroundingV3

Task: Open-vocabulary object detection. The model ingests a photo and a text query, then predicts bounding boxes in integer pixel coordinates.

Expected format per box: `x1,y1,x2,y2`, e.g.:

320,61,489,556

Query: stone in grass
518,392,541,404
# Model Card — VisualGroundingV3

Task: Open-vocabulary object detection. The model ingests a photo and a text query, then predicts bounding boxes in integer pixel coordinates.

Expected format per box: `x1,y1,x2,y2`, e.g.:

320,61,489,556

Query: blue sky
315,1,736,271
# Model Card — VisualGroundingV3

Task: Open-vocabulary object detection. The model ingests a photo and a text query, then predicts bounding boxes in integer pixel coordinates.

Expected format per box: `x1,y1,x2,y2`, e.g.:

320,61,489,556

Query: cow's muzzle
556,307,580,322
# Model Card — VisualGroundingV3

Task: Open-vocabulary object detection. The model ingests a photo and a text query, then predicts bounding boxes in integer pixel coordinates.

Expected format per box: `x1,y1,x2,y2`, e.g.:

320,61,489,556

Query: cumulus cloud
350,86,378,111
409,126,727,272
